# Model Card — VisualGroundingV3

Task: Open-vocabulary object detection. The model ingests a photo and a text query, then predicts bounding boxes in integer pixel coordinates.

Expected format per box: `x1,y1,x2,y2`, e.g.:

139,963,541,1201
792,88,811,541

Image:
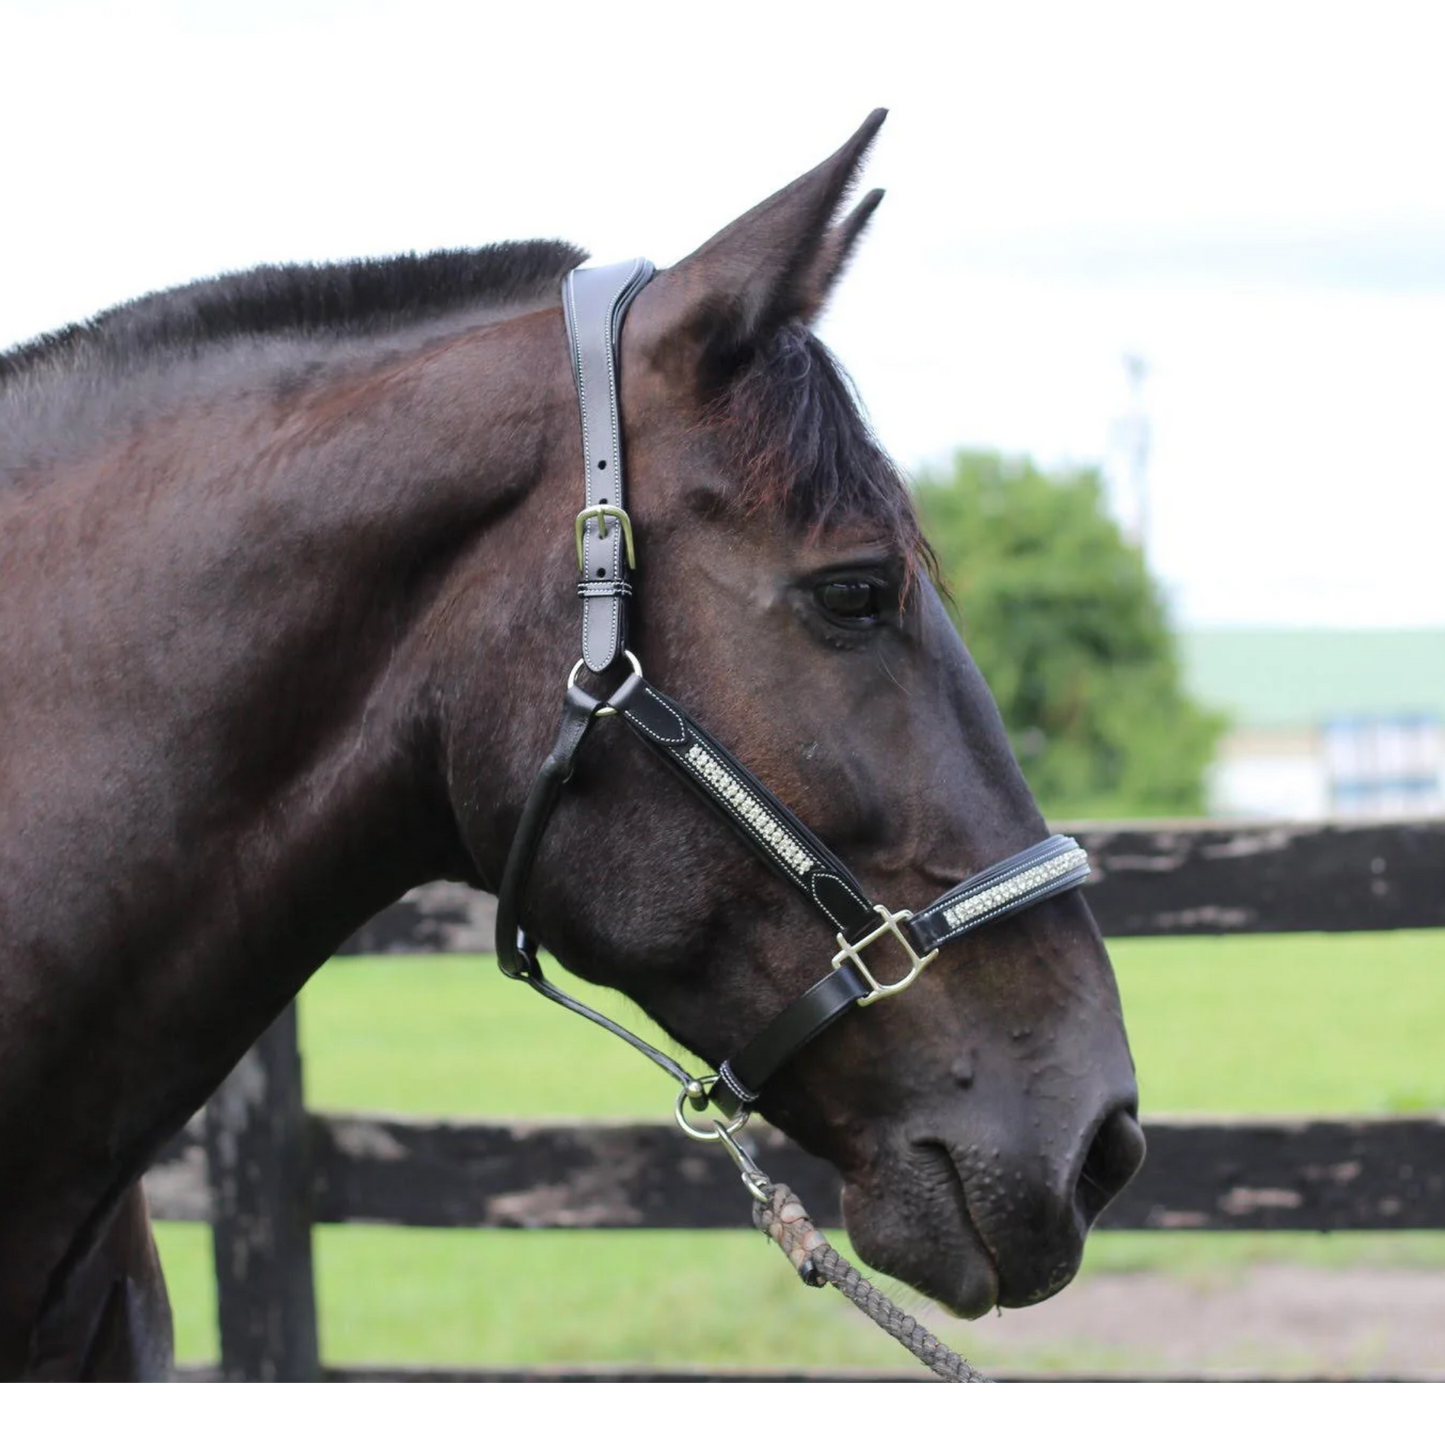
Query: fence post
204,1001,321,1382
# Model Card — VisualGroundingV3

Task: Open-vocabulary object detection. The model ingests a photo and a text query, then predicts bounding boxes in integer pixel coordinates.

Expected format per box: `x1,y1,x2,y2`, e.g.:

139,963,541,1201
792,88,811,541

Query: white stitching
685,759,815,881
808,877,850,932
810,867,871,916
718,1060,760,1103
582,595,619,672
622,688,689,746
601,260,645,491
593,265,640,654
670,738,819,879
575,262,644,669
680,742,816,877
566,271,591,475
624,690,870,920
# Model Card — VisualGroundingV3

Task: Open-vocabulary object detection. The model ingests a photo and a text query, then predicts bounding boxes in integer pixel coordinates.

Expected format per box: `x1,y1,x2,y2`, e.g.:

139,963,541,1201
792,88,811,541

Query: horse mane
2,246,926,571
709,324,931,574
0,242,588,390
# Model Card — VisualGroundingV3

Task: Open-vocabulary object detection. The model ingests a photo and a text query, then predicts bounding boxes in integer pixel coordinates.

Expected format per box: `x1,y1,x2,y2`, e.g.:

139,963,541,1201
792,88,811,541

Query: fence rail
336,819,1445,953
150,1110,1445,1235
145,818,1445,1382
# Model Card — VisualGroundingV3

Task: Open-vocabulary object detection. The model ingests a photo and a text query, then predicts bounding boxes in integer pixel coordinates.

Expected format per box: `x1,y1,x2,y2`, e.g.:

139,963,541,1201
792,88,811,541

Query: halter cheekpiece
494,259,1092,1170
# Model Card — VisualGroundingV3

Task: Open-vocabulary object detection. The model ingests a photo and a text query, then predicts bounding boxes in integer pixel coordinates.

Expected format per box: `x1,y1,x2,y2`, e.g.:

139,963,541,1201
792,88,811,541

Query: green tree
914,450,1225,818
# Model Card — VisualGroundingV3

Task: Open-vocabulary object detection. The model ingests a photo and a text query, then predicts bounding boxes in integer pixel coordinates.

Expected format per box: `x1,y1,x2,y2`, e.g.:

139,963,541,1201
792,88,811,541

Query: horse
0,111,1143,1380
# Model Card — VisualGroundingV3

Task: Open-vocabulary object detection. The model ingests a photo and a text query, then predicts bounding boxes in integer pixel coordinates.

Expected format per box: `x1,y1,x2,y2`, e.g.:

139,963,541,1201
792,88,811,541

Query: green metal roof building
1178,630,1445,818
1181,629,1445,730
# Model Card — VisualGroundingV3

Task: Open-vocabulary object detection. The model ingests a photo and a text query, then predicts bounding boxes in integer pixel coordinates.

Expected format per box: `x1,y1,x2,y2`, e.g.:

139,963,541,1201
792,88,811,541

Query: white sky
3,0,1443,629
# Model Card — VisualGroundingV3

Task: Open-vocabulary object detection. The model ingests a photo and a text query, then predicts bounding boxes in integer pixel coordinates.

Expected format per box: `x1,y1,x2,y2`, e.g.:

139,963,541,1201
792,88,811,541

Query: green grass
1111,931,1445,1115
290,931,1445,1119
155,930,1445,1371
295,953,710,1118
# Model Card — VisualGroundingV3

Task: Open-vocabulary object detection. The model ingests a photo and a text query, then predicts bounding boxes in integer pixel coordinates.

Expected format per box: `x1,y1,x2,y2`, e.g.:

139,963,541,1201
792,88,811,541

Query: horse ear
630,110,887,381
797,187,885,323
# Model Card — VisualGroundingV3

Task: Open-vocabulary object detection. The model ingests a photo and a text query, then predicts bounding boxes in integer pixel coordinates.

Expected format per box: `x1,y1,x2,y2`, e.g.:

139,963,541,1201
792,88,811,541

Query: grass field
153,929,1445,1371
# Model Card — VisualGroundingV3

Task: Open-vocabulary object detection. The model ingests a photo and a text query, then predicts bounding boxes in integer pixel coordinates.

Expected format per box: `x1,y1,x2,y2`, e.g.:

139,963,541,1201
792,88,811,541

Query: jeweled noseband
495,260,1090,1189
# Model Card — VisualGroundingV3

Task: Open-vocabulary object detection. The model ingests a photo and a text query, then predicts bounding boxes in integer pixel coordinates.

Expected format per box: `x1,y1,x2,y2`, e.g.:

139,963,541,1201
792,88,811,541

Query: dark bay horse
0,112,1143,1379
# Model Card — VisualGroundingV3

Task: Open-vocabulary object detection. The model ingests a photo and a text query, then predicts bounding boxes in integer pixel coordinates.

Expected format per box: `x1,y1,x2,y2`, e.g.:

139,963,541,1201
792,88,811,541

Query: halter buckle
575,504,637,571
831,906,940,1007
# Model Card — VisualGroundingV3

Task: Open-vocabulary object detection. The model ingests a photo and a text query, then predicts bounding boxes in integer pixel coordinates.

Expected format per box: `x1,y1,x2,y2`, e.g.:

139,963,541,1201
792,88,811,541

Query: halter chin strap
495,260,1093,1128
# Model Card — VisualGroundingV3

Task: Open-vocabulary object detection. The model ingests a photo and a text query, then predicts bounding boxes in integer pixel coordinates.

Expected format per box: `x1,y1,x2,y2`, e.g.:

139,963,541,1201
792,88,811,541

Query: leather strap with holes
563,258,655,672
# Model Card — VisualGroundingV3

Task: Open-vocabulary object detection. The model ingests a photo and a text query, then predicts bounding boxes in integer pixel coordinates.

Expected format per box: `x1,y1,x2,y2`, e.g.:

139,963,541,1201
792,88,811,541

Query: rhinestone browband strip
939,843,1089,932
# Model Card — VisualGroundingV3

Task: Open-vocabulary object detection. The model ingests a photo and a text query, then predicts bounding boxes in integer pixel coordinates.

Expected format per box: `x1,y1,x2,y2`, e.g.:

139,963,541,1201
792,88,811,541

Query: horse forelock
703,325,933,582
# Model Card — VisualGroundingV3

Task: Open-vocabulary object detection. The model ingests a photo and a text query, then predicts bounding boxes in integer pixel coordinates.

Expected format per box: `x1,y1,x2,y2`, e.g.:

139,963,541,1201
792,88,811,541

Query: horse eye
816,579,881,621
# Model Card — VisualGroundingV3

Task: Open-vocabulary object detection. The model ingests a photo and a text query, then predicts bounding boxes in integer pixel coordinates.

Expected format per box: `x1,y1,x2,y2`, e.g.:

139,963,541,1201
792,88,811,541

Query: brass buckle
831,905,940,1007
575,504,637,571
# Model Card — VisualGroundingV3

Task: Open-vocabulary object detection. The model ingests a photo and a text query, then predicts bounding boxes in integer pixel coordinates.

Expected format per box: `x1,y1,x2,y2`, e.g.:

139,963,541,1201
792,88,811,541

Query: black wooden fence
144,818,1445,1381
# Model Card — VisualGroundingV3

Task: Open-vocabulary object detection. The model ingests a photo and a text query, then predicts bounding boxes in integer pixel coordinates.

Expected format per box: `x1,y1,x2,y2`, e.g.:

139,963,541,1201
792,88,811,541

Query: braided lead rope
752,1182,988,1383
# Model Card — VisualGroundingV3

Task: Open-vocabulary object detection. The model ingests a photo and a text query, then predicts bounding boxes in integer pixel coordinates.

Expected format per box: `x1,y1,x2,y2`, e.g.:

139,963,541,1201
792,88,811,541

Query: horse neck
0,308,571,1186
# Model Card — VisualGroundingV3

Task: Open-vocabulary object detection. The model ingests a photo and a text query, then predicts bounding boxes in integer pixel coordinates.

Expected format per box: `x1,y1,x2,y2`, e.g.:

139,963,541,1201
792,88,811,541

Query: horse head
437,112,1144,1318
0,109,1143,1379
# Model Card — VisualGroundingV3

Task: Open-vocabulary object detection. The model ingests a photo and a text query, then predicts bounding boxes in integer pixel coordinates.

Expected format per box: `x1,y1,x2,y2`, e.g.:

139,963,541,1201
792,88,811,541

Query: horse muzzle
840,1088,1146,1319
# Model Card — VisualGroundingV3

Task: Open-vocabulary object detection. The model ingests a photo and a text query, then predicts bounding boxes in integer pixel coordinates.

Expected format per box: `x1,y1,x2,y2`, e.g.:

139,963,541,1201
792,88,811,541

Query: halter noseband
494,259,1090,1140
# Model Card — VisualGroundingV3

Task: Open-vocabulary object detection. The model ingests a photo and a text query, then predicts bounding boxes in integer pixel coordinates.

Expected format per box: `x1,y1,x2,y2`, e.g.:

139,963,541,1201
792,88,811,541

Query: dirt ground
943,1266,1445,1379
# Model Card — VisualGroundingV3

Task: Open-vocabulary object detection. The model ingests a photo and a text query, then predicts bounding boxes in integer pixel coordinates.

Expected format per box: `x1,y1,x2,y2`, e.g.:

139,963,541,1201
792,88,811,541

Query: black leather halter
495,260,1091,1125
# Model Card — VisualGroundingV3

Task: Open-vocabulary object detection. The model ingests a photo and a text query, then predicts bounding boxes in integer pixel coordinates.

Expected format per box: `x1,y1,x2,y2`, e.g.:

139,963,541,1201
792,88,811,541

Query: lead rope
668,1082,986,1381
751,1180,987,1383
511,969,990,1380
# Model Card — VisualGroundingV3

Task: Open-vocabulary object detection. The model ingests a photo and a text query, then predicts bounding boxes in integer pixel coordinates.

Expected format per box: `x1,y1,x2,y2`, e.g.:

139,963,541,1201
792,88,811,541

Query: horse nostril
1074,1105,1147,1230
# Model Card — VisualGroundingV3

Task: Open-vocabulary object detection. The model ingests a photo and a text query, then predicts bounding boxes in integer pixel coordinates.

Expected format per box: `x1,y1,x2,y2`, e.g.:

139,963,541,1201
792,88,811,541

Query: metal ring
672,1083,770,1203
673,1079,750,1141
566,650,642,718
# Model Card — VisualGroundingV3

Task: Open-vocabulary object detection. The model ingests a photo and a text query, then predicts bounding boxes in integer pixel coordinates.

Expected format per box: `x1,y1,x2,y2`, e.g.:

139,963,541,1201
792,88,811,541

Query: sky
3,0,1443,630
